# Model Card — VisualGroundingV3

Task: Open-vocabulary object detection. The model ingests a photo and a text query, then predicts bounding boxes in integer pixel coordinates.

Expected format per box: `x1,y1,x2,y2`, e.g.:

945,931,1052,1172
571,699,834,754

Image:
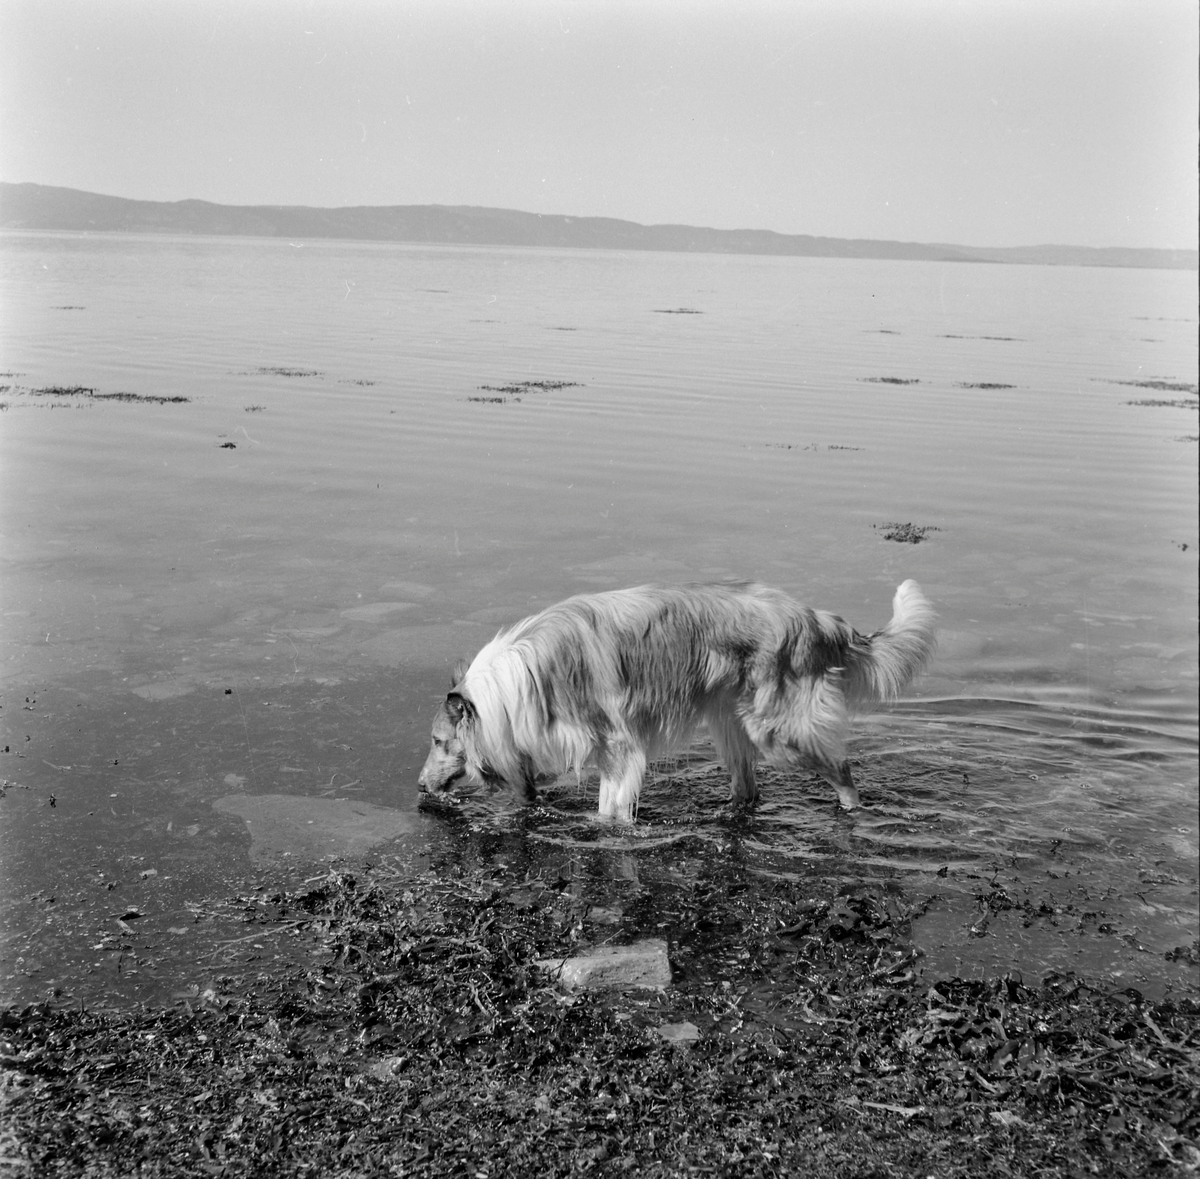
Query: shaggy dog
418,580,935,822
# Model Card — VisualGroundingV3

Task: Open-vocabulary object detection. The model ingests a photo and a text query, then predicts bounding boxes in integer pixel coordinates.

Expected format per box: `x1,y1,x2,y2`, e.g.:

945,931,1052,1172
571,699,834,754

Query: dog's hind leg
710,710,759,804
596,742,646,823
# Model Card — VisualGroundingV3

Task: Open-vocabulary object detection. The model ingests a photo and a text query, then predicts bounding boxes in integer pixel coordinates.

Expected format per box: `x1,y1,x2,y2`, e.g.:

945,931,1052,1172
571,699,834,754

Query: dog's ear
445,692,474,725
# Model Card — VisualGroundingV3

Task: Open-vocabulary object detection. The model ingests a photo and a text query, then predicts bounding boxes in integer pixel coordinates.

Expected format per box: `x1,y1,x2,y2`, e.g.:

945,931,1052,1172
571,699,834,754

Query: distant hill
1,182,1195,270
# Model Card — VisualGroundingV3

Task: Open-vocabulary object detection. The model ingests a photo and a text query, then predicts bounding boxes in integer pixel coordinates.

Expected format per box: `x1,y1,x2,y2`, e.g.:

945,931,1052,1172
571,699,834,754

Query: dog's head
417,691,474,794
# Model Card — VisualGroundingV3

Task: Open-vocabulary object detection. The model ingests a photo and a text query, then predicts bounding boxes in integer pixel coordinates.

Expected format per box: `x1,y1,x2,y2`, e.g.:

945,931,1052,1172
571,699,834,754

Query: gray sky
2,0,1196,249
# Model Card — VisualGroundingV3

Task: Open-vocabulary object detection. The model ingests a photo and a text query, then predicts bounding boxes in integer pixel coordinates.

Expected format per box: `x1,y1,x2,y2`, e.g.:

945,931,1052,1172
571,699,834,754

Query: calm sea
1,231,1196,1004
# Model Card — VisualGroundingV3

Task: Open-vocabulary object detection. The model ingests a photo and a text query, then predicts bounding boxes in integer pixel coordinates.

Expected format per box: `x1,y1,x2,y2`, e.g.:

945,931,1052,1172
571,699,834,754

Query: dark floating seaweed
1126,399,1199,409
92,392,190,404
478,380,583,392
876,522,941,543
244,367,324,378
941,334,1022,341
470,380,584,404
1111,379,1197,393
765,443,864,452
28,386,190,404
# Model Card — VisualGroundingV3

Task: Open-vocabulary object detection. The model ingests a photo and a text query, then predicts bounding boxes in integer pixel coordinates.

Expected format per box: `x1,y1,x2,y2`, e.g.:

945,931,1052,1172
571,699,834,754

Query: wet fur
418,580,935,822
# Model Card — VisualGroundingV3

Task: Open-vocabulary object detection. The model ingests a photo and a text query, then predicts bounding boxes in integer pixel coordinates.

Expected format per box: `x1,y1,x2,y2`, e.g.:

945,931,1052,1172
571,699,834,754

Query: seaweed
470,380,584,404
3,862,1196,1176
876,522,941,544
1125,399,1198,409
1112,380,1197,394
25,386,190,404
91,392,190,404
765,443,864,452
244,367,323,378
478,381,583,393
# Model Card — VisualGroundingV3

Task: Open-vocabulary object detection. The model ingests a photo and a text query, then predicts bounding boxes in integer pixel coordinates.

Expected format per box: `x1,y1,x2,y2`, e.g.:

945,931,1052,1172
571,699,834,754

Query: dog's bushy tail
842,580,936,709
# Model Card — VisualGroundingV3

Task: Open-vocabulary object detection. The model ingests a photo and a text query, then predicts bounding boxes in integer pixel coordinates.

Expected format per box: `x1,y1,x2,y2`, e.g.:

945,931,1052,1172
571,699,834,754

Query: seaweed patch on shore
2,858,1196,1177
876,522,941,544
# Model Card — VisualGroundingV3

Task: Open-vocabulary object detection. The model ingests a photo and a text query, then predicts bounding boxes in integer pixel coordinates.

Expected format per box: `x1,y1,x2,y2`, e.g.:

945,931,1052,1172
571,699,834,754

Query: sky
1,0,1196,250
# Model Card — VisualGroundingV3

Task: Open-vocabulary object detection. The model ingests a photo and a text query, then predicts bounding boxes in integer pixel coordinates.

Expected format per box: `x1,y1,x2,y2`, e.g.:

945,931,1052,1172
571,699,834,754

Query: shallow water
1,231,1196,1007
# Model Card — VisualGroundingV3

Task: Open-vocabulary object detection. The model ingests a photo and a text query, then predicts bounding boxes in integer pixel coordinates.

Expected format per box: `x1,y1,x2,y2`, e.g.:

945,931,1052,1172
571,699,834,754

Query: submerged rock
213,793,424,865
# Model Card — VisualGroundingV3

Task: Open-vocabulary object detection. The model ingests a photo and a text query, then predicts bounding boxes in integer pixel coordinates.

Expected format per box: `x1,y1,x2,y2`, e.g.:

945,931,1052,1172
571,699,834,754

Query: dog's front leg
819,760,859,810
710,710,759,805
597,743,646,823
515,753,540,806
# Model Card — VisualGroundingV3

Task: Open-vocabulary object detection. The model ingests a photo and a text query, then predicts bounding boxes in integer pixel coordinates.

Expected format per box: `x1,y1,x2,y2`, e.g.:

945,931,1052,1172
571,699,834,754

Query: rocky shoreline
4,845,1196,1177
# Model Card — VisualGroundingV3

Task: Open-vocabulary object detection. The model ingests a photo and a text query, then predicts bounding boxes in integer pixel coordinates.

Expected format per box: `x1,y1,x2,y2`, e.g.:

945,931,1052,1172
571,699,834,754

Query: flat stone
536,938,671,991
213,793,424,865
653,1021,701,1043
585,904,624,926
